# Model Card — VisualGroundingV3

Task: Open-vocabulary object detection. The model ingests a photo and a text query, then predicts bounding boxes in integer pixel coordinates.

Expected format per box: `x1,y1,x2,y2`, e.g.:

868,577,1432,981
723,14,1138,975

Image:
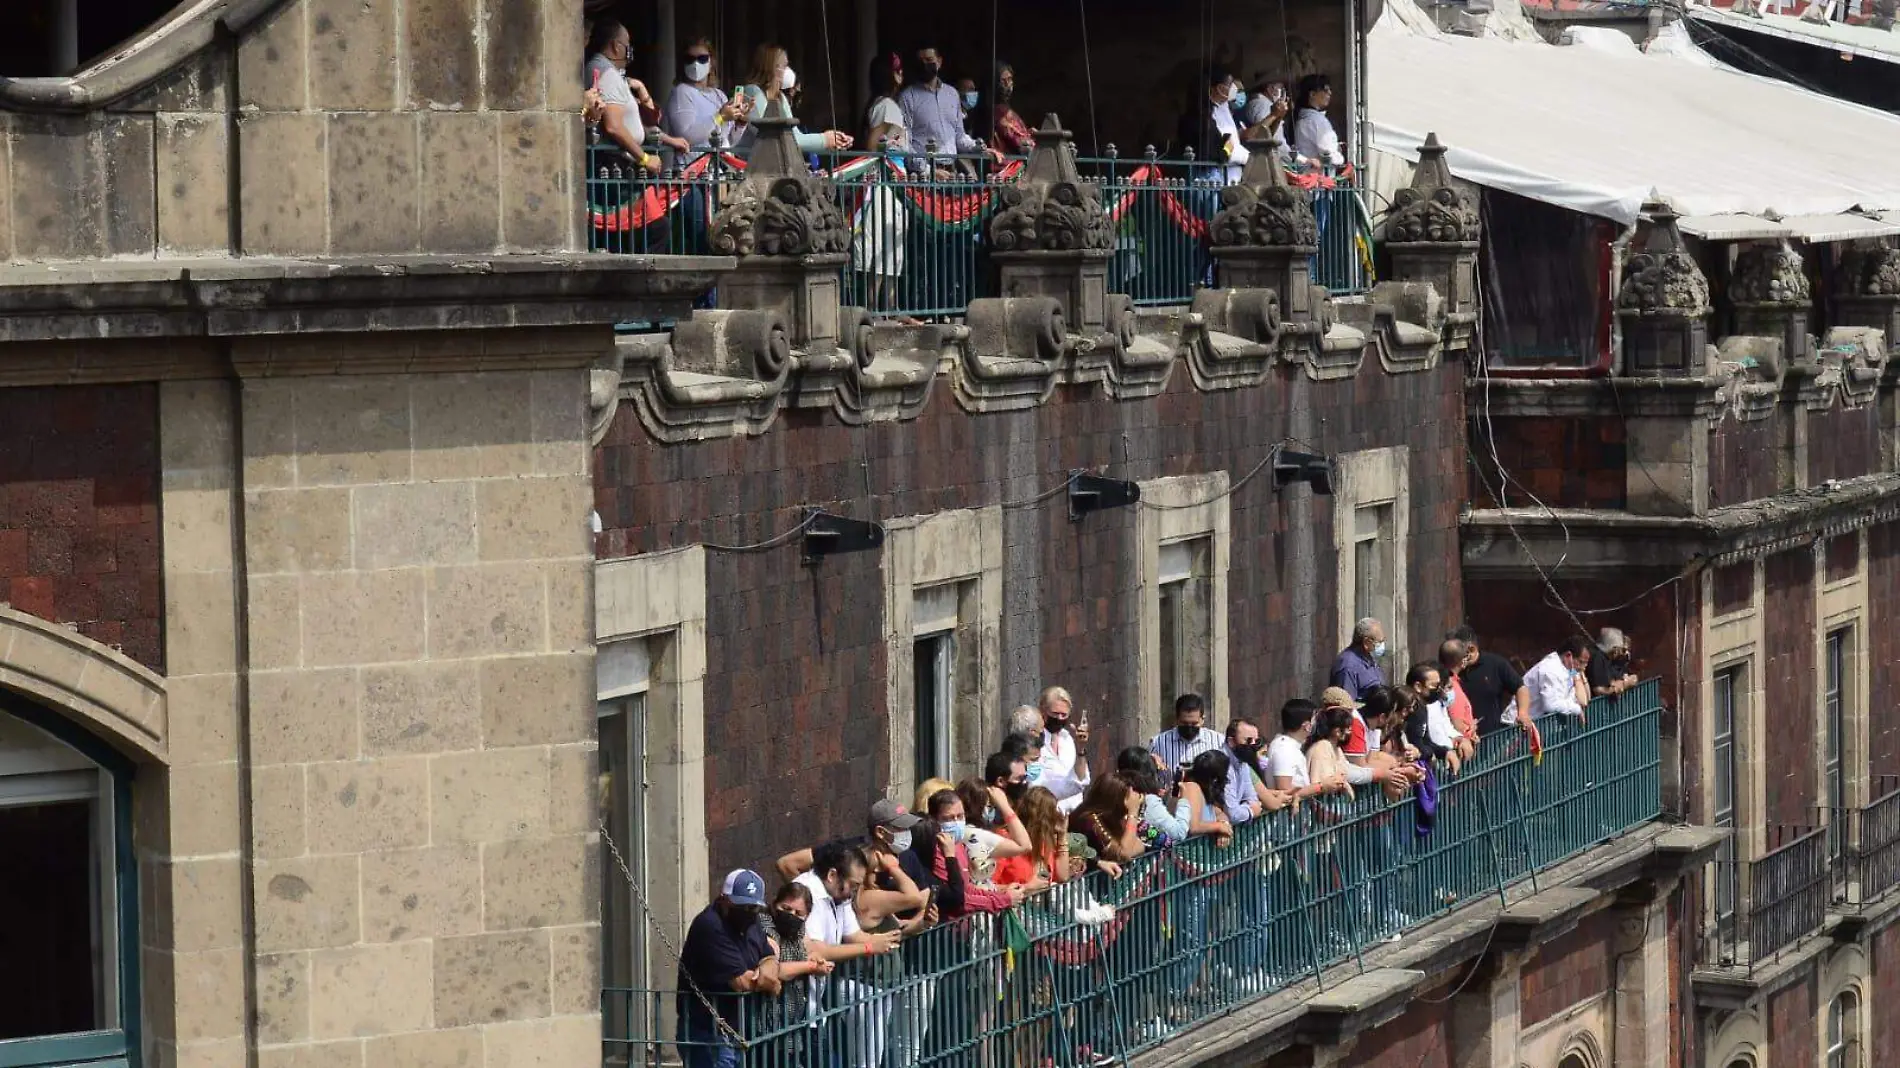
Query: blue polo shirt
1329,646,1385,700
677,903,774,1032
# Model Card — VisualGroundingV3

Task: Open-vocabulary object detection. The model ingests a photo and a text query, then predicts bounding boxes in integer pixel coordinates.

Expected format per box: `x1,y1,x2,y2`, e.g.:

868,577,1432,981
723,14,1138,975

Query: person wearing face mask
1034,686,1093,815
1524,636,1595,735
754,882,833,1055
1175,66,1249,182
771,798,933,893
585,20,666,174
986,61,1035,156
732,43,853,157
1405,662,1462,775
664,38,750,154
897,46,999,172
1330,616,1389,703
1148,692,1224,788
1266,700,1347,802
1587,627,1639,697
675,869,781,1068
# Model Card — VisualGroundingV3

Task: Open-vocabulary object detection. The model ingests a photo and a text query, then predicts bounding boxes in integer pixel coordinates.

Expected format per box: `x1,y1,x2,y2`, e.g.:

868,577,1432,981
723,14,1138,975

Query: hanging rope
1077,0,1100,155
818,0,838,134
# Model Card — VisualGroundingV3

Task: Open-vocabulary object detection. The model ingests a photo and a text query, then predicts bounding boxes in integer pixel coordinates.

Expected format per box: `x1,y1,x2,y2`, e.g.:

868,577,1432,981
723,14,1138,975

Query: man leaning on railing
675,869,783,1068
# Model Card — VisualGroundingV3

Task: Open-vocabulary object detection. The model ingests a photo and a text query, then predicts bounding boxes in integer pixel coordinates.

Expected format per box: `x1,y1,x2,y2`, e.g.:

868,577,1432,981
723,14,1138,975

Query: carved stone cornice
1729,242,1810,307
707,117,850,260
1804,327,1887,411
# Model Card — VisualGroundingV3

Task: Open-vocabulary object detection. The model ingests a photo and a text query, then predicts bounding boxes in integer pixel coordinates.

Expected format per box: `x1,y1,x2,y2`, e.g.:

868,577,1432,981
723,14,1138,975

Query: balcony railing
1701,824,1829,970
583,143,1374,321
603,681,1662,1067
1829,777,1900,909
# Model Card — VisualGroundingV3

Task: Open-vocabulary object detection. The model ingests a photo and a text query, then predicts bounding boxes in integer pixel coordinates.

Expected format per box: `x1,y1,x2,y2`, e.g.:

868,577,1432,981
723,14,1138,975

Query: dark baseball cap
721,868,767,907
868,798,922,829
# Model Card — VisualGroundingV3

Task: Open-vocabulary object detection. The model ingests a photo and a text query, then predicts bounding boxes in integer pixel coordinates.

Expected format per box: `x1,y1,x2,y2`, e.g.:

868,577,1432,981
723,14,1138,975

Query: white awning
1686,2,1900,66
1675,214,1794,240
1369,13,1900,230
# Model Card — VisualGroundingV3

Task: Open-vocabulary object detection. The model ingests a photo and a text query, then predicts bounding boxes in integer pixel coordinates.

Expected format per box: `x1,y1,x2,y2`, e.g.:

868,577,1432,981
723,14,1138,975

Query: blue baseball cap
721,868,767,907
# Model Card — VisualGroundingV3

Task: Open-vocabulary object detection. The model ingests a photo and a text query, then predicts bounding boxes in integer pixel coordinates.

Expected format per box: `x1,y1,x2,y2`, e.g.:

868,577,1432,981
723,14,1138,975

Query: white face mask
780,66,798,91
890,829,913,853
685,59,711,81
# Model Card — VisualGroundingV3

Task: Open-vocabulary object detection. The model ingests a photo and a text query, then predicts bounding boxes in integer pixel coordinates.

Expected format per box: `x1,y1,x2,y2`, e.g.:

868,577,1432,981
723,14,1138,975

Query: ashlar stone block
291,377,413,488
255,952,311,1044
306,758,431,854
327,113,420,255
365,1028,482,1068
167,858,245,954
301,569,427,668
546,744,596,835
251,765,307,860
166,761,242,857
404,0,480,109
250,669,359,765
238,113,328,255
172,947,246,1042
308,0,398,110
432,930,551,1027
424,565,546,659
246,488,354,575
352,481,477,570
431,748,550,843
482,834,595,931
419,113,499,254
482,1016,599,1068
499,112,576,253
256,855,362,952
548,924,600,1014
10,114,101,260
360,661,481,756
476,477,590,564
308,941,434,1039
480,653,592,747
483,0,546,111
258,1040,366,1068
360,844,483,942
236,0,309,111
412,371,536,481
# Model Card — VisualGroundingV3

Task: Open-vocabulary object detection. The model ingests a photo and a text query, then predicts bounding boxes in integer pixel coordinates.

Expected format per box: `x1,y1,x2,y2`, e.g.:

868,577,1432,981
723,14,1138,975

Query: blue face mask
940,820,967,842
1231,89,1248,110
962,90,979,110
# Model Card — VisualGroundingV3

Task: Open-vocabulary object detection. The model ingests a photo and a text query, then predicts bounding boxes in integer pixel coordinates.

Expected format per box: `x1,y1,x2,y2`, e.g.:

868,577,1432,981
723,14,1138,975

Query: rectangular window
1711,563,1754,617
1825,628,1849,860
1157,539,1213,731
1712,666,1741,929
1825,533,1860,584
1353,503,1394,631
597,639,651,1011
913,631,954,787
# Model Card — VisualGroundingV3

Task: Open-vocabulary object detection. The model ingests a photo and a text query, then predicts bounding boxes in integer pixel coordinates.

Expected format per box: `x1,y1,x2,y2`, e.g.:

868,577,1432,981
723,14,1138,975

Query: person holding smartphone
1036,686,1092,815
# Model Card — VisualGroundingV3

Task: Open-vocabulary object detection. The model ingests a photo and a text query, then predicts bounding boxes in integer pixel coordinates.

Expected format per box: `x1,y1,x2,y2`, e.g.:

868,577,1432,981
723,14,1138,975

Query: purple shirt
1329,647,1384,700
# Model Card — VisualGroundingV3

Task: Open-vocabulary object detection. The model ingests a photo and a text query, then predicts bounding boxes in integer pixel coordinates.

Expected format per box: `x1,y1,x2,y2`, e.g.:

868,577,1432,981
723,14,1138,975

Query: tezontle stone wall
0,0,582,261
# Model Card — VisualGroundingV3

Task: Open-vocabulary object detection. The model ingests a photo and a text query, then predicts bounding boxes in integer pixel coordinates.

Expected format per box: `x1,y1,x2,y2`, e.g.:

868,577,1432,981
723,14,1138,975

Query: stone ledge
1692,924,1836,1013
0,254,731,345
1129,822,1677,1068
1466,375,1726,420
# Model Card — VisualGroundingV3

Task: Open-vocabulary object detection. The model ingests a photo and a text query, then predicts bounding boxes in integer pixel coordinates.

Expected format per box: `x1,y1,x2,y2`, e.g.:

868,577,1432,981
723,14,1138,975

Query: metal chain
598,818,751,1049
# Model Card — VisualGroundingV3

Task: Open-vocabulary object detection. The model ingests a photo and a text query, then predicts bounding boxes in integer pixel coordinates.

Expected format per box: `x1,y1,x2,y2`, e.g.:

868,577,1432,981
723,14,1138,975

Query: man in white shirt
1524,637,1595,729
790,841,899,1056
1036,686,1092,815
897,46,993,169
1267,698,1344,801
1149,692,1224,787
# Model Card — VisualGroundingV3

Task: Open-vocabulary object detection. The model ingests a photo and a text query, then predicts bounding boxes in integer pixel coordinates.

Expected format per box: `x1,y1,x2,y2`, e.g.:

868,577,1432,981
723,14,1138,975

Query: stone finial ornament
1839,242,1900,296
707,115,849,258
1209,136,1318,249
988,115,1113,253
1386,134,1478,245
1616,203,1712,315
1729,242,1810,305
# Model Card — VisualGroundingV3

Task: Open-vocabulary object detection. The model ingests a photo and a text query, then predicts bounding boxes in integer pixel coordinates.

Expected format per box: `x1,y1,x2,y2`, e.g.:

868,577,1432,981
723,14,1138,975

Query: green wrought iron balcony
603,679,1665,1067
583,143,1374,322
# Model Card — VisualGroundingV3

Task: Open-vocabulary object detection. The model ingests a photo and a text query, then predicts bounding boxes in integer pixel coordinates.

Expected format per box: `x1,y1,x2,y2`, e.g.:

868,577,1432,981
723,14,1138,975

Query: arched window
0,693,138,1067
1826,991,1861,1068
1558,1055,1590,1068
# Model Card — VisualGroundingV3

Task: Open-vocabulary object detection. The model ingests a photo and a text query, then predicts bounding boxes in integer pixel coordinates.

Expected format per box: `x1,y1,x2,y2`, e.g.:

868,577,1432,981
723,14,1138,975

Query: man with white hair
1587,627,1638,697
1034,686,1092,815
1328,617,1387,702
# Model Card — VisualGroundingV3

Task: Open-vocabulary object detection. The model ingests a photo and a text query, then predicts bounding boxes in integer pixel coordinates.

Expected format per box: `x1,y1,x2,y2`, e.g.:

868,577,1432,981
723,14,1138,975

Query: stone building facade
0,6,1752,1068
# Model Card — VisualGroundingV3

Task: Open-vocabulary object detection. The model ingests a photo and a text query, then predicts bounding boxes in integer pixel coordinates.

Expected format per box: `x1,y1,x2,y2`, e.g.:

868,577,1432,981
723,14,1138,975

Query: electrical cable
1078,0,1101,155
1001,472,1082,510
702,508,823,552
1135,440,1293,511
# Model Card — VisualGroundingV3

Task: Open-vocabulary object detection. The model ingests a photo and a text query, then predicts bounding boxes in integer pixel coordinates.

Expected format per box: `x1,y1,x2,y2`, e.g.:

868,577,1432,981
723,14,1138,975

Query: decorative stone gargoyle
1617,201,1712,377
1727,240,1812,368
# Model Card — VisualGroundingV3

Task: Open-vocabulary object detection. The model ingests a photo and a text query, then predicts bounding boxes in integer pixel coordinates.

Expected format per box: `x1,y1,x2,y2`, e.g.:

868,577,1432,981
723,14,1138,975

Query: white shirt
592,61,645,145
1293,108,1343,167
866,96,909,152
792,870,857,1012
1039,729,1091,815
1210,102,1248,182
1424,697,1459,749
1266,734,1311,790
1524,652,1587,720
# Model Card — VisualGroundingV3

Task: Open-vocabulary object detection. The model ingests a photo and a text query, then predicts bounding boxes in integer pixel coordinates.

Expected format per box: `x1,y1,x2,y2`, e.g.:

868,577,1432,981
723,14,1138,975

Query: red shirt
1343,710,1369,758
1448,677,1478,737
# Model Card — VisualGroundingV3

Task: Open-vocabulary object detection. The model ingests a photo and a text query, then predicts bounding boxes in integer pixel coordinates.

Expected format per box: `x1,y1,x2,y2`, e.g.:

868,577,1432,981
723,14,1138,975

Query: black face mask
922,61,942,79
771,909,805,938
1424,688,1445,704
1232,742,1262,765
1176,723,1201,742
723,905,760,932
1003,779,1028,804
1044,716,1067,735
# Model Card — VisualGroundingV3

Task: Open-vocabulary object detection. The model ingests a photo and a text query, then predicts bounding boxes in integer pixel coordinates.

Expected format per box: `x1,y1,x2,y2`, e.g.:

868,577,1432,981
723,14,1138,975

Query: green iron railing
584,141,1374,323
604,680,1662,1067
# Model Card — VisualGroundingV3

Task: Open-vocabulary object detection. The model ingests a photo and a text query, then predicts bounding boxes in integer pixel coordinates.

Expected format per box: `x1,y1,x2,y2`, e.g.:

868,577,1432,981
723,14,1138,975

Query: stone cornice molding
0,255,729,347
0,0,289,111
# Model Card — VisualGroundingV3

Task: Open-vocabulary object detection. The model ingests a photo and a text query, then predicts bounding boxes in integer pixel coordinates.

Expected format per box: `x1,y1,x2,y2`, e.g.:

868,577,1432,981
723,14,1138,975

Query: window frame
0,690,138,1068
596,639,652,1007
1711,662,1743,933
1331,448,1410,669
1136,475,1232,731
1824,627,1849,860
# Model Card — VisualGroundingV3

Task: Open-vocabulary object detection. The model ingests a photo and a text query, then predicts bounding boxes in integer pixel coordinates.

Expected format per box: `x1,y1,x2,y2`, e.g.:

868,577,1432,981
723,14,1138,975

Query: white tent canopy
1686,1,1900,67
1368,13,1900,230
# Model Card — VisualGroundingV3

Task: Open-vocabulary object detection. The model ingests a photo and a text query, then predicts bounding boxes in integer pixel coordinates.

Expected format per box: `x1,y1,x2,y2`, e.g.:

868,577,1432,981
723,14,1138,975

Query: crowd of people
664,619,1642,1068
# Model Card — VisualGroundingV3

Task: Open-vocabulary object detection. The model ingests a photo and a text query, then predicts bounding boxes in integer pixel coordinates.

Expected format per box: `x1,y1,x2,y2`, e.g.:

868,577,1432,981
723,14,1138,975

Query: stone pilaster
1617,203,1712,377
231,332,601,1068
1206,134,1317,321
1448,950,1525,1068
1612,888,1675,1068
